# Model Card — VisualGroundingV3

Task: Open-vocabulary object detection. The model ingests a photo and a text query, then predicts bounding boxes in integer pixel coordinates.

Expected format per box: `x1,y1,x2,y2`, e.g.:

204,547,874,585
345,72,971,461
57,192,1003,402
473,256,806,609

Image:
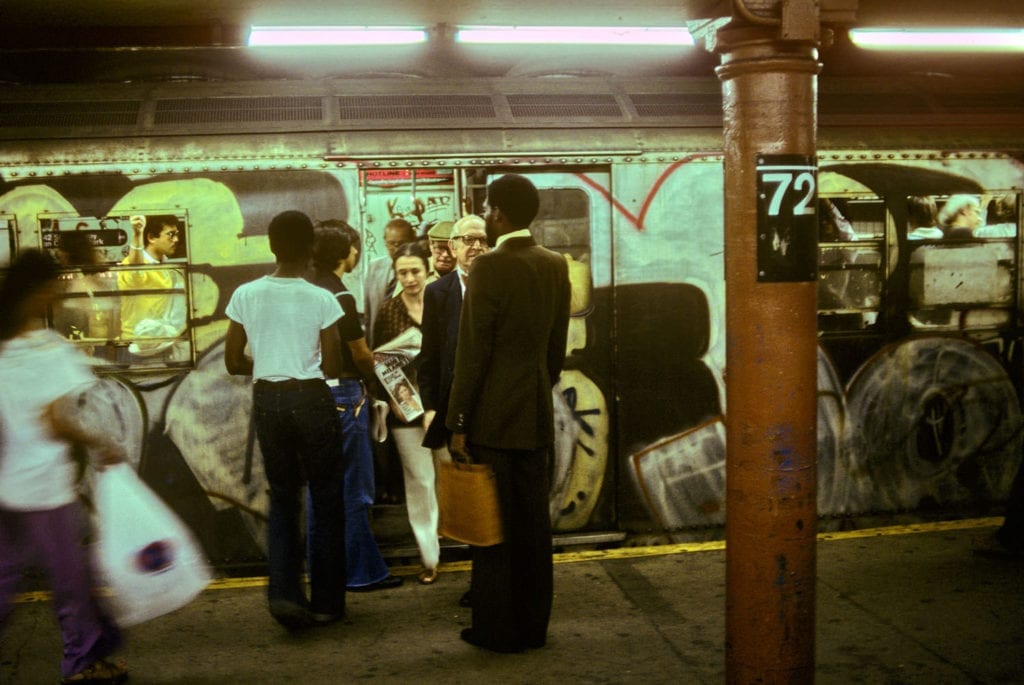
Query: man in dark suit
447,174,571,653
419,214,489,456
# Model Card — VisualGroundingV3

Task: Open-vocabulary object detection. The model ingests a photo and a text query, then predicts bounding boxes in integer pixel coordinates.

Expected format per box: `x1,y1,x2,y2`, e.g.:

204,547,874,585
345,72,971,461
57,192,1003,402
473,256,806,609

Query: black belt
254,378,325,389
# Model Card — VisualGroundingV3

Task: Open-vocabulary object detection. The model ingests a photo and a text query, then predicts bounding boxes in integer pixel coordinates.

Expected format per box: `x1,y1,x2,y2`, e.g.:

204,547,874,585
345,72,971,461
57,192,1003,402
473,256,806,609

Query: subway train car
1,75,1021,567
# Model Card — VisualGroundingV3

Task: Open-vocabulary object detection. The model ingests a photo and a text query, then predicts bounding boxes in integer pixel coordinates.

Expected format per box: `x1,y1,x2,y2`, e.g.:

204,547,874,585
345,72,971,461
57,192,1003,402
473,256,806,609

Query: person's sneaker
348,574,404,592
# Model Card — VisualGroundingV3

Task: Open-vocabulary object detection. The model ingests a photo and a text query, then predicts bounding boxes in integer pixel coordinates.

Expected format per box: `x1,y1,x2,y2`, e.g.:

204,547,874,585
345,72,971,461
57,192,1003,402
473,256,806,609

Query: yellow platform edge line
13,517,1002,603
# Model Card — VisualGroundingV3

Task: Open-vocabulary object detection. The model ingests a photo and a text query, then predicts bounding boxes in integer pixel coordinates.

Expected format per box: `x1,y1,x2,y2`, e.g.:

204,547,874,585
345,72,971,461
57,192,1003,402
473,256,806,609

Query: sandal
61,658,128,684
418,567,439,585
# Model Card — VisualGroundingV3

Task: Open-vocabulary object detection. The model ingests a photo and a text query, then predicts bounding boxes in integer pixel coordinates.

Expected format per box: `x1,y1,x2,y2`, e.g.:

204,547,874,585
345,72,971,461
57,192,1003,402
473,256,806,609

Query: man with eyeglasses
419,215,489,460
117,214,186,359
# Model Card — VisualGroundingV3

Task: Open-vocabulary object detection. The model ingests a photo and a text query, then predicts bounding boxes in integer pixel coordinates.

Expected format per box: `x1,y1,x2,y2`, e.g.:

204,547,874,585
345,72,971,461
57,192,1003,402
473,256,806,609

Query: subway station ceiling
2,0,1024,84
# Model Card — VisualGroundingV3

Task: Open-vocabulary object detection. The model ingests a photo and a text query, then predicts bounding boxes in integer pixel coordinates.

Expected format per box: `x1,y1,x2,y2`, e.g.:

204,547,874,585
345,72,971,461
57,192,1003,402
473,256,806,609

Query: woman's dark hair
0,249,60,341
986,194,1017,225
907,196,938,229
57,231,108,274
312,220,359,272
487,173,540,228
391,241,430,271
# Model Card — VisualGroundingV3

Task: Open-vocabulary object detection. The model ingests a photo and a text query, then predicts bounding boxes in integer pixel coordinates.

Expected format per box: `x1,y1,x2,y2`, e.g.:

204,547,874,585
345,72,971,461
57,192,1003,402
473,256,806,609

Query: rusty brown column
716,24,821,684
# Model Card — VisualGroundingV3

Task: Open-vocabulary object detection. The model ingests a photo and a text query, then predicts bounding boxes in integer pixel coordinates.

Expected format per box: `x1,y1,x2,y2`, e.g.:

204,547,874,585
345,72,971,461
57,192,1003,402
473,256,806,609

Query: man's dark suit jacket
419,270,462,449
446,235,571,450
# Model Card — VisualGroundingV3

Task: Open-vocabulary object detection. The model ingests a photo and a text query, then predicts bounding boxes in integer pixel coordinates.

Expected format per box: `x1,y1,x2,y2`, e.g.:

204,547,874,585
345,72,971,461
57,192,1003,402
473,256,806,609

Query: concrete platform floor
2,517,1021,684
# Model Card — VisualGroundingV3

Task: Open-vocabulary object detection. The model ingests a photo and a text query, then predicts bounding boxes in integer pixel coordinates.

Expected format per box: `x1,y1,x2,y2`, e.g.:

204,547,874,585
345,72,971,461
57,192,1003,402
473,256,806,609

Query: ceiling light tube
849,28,1024,52
248,26,427,47
455,26,694,46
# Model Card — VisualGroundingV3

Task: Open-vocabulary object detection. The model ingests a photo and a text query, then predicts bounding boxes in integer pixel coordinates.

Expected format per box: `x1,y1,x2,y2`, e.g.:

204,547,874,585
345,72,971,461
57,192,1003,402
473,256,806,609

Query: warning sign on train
755,154,818,282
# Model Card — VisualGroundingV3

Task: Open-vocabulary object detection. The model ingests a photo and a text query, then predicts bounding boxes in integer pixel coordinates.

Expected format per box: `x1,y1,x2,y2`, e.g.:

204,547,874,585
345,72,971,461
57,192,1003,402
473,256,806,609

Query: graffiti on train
1,152,1021,565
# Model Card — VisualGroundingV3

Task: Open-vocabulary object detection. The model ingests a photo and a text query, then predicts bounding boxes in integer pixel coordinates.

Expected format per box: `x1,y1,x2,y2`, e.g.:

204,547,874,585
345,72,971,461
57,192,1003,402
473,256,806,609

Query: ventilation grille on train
629,93,723,118
0,100,141,127
153,96,324,125
820,93,933,116
931,92,1024,114
506,94,623,118
338,94,496,120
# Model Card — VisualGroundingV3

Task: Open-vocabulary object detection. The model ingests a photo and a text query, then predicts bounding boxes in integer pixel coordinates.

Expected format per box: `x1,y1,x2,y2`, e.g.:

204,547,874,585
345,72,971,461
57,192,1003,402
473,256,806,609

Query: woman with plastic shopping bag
91,461,211,628
0,250,128,684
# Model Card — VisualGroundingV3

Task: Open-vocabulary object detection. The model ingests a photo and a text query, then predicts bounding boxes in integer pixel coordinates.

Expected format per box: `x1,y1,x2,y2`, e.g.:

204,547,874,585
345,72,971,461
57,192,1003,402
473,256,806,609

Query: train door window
41,212,194,371
817,196,887,332
906,193,1018,332
463,169,596,318
360,169,458,256
0,215,14,267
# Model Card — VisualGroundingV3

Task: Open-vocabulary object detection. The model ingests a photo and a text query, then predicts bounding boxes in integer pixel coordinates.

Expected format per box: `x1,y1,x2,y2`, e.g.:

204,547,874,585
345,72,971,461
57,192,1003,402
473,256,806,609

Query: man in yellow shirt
117,214,186,358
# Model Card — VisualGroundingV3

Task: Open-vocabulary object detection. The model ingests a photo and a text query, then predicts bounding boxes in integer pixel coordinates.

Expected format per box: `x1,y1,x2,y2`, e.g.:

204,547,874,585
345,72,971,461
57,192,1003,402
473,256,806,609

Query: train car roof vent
819,92,932,117
629,93,723,118
931,91,1024,114
506,94,623,119
153,96,324,125
0,100,142,128
337,94,496,120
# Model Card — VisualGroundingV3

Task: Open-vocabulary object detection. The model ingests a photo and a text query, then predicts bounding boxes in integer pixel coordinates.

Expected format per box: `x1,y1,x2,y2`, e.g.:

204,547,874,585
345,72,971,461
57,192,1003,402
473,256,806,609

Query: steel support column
716,21,821,685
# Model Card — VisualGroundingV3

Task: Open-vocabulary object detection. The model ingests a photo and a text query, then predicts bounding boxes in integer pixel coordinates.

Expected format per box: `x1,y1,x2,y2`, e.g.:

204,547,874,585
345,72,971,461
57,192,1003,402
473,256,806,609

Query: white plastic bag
93,463,211,626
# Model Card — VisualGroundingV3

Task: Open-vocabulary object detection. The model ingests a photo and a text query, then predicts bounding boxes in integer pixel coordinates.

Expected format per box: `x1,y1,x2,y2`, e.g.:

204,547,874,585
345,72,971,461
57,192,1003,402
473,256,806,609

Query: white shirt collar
495,228,531,249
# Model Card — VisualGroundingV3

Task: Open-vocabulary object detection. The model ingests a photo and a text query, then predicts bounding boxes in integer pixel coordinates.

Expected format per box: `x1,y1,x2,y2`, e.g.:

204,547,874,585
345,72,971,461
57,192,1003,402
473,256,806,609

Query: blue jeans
308,380,390,588
253,379,346,616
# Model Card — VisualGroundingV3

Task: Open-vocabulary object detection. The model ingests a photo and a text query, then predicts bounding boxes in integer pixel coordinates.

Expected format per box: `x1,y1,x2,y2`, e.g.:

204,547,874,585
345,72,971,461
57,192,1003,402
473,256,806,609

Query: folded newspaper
373,327,424,423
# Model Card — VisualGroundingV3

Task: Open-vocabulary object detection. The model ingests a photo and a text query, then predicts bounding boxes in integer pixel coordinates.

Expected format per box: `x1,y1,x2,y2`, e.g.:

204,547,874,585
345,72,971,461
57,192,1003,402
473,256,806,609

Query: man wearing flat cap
425,220,456,281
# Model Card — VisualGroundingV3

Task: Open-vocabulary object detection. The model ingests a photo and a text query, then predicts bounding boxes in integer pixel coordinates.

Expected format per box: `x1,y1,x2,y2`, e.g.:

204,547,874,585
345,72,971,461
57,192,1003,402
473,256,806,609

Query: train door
467,169,616,535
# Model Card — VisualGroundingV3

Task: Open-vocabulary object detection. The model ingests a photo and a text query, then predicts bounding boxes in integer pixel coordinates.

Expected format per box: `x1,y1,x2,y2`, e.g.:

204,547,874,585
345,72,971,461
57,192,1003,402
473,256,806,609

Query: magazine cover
373,327,424,423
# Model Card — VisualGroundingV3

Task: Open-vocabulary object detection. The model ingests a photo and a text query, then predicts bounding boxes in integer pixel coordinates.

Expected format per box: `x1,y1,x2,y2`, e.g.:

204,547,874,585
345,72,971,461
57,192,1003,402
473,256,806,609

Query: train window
462,171,595,317
41,212,194,372
906,193,1019,332
817,197,886,332
360,169,458,257
533,188,590,259
533,187,592,317
0,215,14,267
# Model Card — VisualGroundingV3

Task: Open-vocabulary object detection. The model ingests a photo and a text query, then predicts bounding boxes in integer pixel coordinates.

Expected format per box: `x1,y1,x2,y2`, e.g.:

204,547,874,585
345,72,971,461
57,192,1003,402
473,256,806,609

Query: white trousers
391,424,441,570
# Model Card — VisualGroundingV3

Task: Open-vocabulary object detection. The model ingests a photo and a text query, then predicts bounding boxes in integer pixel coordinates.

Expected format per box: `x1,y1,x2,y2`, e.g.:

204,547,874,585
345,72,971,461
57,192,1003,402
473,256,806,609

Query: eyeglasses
161,230,180,239
429,240,451,253
452,235,487,247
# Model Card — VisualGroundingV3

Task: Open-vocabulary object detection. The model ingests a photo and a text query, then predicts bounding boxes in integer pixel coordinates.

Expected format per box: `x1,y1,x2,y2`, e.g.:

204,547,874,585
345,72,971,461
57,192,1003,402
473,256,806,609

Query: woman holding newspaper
372,242,441,585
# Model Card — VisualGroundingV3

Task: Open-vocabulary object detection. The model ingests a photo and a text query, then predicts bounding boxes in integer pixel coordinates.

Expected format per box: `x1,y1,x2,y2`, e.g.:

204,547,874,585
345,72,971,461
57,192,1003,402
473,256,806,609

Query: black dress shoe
458,590,472,608
310,611,345,626
348,574,404,592
460,628,524,654
268,599,315,631
972,533,1024,560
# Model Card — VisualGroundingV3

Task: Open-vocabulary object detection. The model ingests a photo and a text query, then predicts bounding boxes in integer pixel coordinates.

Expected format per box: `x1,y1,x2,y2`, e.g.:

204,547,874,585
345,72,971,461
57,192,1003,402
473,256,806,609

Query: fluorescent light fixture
849,28,1024,52
456,26,694,46
248,26,427,47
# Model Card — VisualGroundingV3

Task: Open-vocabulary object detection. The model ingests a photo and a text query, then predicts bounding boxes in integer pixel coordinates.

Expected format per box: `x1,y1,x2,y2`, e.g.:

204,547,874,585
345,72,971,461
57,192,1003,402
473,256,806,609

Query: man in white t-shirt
224,210,347,630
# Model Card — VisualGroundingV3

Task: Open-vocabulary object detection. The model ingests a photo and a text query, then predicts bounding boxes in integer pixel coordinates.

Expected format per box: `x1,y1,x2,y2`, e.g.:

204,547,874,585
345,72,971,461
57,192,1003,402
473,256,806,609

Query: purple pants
0,503,122,678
